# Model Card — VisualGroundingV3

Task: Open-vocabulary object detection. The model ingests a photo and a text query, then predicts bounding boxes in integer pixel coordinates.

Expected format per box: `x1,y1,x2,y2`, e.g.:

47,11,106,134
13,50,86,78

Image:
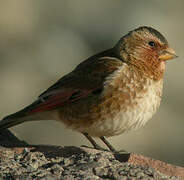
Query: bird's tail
0,111,55,130
0,113,26,130
0,100,40,130
0,99,58,130
0,117,25,130
0,107,36,130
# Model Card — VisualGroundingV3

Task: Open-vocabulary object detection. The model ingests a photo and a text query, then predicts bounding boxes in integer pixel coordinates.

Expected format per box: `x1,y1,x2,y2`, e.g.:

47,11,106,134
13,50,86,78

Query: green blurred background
0,0,183,166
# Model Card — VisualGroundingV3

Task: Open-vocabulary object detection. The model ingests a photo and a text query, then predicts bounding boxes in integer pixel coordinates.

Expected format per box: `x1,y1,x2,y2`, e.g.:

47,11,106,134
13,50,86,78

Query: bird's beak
159,47,178,61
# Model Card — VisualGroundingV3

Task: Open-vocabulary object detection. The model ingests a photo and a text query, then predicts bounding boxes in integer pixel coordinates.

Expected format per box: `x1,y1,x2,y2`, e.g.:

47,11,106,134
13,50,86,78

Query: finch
0,26,177,152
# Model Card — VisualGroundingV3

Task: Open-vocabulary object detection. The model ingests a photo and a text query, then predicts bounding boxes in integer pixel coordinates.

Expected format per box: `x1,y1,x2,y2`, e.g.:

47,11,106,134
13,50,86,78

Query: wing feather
21,49,124,115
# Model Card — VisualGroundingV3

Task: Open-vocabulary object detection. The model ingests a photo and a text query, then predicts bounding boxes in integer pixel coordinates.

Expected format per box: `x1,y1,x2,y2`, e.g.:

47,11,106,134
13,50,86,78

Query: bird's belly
82,84,162,137
87,104,156,137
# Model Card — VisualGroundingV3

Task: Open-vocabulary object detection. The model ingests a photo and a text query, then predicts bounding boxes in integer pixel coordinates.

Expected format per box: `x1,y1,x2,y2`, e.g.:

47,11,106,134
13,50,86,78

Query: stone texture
0,129,183,180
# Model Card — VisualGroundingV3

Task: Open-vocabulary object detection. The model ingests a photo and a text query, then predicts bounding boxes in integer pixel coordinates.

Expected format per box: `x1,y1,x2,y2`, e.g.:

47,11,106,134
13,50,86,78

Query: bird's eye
148,41,156,47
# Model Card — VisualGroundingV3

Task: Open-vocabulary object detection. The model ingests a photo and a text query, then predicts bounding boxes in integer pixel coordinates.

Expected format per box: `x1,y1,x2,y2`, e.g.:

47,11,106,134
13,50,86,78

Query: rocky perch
0,129,183,180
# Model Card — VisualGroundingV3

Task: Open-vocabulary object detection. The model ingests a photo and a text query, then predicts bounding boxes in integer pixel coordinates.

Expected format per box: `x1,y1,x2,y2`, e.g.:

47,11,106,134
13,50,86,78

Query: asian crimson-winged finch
0,26,177,152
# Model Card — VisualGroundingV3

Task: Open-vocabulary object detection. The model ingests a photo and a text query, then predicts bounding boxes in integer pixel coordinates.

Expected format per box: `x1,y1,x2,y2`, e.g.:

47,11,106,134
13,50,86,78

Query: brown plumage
0,26,177,152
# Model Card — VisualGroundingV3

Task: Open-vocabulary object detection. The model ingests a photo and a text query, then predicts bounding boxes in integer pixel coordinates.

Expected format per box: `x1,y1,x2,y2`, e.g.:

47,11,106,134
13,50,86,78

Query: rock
0,129,183,179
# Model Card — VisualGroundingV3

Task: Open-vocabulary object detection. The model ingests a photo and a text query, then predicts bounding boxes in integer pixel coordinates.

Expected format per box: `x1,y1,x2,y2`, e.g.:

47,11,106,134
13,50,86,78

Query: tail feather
0,108,57,130
0,117,26,130
0,103,34,130
0,100,43,130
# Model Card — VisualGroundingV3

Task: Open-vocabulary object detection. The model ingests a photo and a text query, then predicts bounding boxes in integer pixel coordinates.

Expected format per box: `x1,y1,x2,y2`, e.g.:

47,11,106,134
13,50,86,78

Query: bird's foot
112,149,131,162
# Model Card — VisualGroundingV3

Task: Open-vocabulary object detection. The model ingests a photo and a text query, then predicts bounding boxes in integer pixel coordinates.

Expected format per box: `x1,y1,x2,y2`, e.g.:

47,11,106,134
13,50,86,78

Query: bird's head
115,26,177,80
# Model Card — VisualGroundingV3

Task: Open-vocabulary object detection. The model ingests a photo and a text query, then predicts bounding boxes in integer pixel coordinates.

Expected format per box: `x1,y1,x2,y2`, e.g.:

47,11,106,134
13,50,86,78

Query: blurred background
0,0,183,166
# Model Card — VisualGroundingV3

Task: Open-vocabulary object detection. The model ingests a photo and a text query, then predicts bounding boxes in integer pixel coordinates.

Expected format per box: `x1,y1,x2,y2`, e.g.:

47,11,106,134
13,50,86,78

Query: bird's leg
82,133,106,151
100,136,117,152
100,136,128,154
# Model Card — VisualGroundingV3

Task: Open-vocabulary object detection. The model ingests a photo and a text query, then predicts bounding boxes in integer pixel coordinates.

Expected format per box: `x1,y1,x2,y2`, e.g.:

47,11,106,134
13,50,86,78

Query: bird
0,26,177,152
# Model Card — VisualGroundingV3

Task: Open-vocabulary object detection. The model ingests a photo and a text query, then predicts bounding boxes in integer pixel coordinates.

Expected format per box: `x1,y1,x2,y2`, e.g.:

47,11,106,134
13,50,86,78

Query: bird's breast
82,64,164,137
57,64,163,137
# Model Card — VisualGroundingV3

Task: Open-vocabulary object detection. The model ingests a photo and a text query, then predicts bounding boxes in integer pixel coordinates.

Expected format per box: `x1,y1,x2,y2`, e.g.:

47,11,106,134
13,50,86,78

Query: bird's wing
25,55,123,114
2,49,123,120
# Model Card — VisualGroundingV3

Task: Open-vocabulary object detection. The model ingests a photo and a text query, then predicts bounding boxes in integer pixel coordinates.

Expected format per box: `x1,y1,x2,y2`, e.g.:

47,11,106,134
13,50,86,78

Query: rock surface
0,129,183,180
